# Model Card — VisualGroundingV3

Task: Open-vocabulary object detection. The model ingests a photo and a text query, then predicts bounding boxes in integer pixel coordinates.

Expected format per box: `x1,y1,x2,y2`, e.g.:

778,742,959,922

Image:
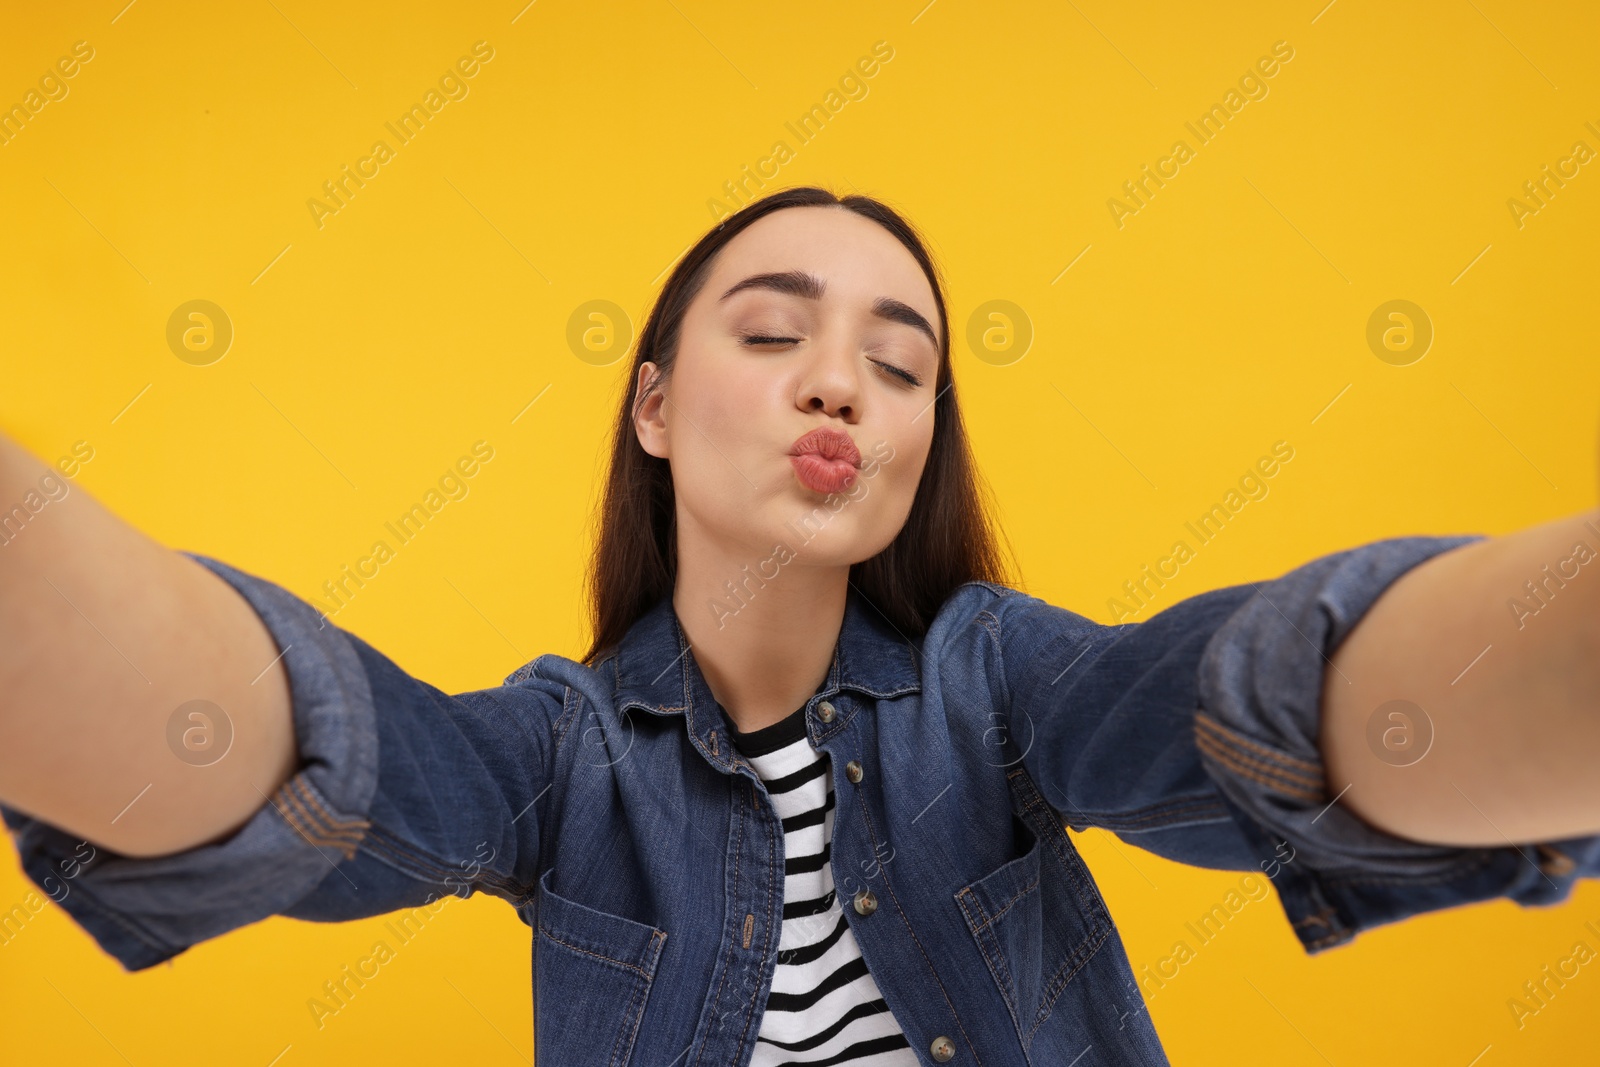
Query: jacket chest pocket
534,867,668,1067
954,767,1114,1054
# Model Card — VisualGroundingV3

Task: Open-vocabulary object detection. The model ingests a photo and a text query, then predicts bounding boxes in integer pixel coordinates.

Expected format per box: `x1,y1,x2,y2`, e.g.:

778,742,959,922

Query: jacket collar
611,587,921,737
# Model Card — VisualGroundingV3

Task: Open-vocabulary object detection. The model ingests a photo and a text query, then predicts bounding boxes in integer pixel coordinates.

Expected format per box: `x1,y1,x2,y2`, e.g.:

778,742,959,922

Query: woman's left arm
1319,507,1600,847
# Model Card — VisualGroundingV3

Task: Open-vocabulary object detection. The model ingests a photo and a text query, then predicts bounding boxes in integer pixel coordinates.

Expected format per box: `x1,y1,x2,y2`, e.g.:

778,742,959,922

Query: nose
795,331,861,421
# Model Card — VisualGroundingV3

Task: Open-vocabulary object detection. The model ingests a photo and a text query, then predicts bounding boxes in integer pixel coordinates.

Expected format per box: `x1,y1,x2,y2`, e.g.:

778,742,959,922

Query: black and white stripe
727,710,919,1067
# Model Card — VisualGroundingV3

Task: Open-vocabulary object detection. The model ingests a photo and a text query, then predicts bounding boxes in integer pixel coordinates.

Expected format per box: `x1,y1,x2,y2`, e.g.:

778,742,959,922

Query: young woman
3,186,1598,1066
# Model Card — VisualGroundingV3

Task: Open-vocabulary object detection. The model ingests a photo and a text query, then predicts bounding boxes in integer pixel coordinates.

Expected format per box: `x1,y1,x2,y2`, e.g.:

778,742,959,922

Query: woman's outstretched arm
0,431,299,857
970,524,1598,956
0,429,567,972
1319,506,1600,847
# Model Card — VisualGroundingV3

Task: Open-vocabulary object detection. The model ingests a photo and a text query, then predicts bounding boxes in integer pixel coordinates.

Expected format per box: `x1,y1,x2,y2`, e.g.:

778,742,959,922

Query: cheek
665,356,785,516
872,418,932,495
675,345,781,436
877,452,925,527
849,429,930,542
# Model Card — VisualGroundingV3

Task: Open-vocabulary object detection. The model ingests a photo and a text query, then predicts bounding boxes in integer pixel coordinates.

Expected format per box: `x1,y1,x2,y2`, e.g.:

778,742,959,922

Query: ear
633,361,669,459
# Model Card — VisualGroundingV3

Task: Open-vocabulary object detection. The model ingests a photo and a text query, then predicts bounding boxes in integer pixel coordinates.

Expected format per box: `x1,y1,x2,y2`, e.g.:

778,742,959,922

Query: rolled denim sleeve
1,552,565,972
1191,534,1600,954
997,534,1600,957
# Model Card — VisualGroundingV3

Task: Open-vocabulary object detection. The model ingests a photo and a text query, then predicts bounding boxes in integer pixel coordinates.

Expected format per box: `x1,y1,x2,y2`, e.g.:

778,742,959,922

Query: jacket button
930,1035,955,1061
845,760,863,784
817,701,836,723
852,889,877,916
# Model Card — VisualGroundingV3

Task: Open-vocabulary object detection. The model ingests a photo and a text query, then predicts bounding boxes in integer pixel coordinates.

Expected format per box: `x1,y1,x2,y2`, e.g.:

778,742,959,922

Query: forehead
705,205,938,321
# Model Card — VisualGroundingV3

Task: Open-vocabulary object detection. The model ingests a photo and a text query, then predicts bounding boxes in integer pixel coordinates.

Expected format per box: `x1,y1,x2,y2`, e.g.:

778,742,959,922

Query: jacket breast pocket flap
955,769,1114,1052
535,866,668,1067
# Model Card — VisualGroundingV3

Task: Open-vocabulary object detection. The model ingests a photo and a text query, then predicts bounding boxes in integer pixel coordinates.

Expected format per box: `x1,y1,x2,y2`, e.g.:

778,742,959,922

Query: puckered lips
788,427,862,494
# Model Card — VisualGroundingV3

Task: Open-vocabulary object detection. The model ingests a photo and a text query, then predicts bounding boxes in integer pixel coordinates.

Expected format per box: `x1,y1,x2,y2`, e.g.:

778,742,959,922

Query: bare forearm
1319,508,1600,846
0,433,299,857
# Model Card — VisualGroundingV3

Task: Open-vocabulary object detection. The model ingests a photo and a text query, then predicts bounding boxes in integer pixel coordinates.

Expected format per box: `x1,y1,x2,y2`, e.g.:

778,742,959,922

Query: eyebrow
718,270,940,350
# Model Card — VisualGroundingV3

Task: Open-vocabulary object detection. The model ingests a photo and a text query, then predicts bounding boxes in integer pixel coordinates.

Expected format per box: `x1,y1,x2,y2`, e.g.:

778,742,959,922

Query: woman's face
634,205,941,572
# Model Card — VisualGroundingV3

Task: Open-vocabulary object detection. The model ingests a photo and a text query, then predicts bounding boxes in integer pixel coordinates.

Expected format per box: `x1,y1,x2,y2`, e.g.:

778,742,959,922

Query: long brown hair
580,185,1015,665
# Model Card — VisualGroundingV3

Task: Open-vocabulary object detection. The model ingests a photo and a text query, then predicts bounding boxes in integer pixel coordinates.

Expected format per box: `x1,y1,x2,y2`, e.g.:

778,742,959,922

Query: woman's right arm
0,432,300,858
0,431,568,971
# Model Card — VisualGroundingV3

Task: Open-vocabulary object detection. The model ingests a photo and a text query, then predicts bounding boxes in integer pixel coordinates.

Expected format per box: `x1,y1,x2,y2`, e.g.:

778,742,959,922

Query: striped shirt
725,707,920,1067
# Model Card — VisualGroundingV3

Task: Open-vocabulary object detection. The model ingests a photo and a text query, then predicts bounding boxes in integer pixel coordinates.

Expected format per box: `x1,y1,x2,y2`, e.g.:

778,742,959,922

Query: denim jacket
6,534,1599,1066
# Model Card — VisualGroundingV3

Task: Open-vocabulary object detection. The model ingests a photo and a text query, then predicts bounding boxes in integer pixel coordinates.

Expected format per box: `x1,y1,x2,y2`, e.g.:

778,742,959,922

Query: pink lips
789,428,862,494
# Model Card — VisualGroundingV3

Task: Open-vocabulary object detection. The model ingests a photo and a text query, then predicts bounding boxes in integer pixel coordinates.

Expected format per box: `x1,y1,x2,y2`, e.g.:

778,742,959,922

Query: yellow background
3,0,1599,1063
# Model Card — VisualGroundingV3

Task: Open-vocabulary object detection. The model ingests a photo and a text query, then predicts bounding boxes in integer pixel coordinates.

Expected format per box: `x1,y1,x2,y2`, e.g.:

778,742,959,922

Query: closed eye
872,360,923,387
739,334,925,388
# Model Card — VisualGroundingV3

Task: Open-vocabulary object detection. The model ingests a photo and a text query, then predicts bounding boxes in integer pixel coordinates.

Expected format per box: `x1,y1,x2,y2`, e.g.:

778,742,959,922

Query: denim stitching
691,783,747,1067
632,936,669,1053
610,933,667,1067
976,609,1002,645
1003,767,1115,1038
1194,716,1324,790
988,596,1022,717
537,920,658,979
966,871,1040,933
959,889,1024,1040
1030,922,1114,1043
553,685,580,750
1193,730,1325,802
736,783,780,1064
1009,770,1115,926
1193,713,1325,789
268,778,317,845
953,886,983,938
1193,711,1322,776
608,969,641,1067
850,771,988,1066
290,776,369,840
362,824,530,902
1055,796,1229,831
1194,743,1324,803
289,776,367,834
274,778,362,860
